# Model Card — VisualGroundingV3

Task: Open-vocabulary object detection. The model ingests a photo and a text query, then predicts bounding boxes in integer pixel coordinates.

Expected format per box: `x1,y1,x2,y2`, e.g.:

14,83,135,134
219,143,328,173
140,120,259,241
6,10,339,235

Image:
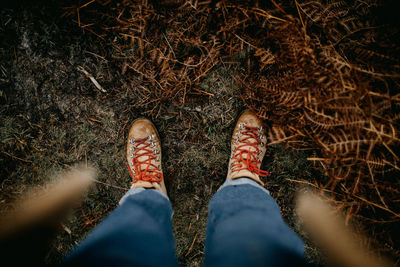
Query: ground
0,1,325,265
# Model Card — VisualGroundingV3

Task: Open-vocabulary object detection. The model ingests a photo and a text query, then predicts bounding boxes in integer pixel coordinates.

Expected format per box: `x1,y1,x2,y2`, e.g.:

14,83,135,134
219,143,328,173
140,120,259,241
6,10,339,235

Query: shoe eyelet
129,138,135,144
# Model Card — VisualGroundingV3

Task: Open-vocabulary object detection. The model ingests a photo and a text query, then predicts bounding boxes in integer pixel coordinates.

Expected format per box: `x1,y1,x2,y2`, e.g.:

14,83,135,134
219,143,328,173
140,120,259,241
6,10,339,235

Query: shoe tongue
241,145,258,155
134,142,156,169
240,135,259,151
137,154,152,165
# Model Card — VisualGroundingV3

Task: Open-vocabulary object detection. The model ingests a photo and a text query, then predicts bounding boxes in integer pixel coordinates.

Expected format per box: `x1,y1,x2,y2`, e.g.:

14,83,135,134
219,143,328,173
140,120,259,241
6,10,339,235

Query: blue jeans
65,178,306,266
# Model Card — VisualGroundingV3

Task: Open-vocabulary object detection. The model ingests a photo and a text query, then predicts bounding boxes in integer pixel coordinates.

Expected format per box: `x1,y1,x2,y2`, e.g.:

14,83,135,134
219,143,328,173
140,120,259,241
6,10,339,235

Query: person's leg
204,178,306,266
65,118,177,266
65,188,177,266
204,110,306,266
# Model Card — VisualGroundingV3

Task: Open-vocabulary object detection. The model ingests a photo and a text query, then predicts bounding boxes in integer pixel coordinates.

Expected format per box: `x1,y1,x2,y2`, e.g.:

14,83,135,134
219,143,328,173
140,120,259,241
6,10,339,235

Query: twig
162,33,176,58
90,178,130,191
61,223,72,235
185,232,199,257
88,116,102,123
351,194,400,218
79,0,95,9
368,91,400,102
192,88,215,97
2,151,32,163
84,50,108,62
77,66,107,93
307,157,328,161
13,47,17,62
294,0,305,30
270,0,287,15
251,8,288,23
234,34,257,49
77,7,80,27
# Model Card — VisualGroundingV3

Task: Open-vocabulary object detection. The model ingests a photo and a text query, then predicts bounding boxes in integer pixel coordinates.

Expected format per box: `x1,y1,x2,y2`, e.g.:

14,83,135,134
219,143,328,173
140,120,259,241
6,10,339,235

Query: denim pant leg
204,178,307,267
64,188,178,267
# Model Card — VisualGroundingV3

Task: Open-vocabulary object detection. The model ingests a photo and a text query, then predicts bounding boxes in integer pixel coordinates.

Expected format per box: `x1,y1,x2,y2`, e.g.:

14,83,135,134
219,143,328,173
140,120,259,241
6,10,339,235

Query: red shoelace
126,136,163,184
232,125,269,177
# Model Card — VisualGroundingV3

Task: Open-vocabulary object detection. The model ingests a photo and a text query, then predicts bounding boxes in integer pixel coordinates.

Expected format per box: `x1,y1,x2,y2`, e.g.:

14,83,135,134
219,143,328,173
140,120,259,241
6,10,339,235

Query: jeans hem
119,187,169,205
219,177,270,195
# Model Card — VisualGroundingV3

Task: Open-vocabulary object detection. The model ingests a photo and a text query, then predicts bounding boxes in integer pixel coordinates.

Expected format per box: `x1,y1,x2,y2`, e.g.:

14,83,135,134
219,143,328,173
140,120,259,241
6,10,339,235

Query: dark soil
0,1,326,266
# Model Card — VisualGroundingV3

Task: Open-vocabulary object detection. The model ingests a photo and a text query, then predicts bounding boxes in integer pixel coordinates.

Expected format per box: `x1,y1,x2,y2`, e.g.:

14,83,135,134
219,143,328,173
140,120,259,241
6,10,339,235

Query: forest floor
0,1,326,265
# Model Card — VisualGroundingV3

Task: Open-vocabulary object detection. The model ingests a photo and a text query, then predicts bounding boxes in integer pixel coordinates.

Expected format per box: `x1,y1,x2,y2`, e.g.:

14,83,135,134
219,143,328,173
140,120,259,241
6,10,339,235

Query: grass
0,1,327,265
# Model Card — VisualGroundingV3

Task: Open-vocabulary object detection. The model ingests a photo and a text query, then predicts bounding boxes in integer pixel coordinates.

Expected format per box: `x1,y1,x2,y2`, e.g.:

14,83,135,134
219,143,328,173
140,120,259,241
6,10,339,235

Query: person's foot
126,118,167,195
226,110,269,185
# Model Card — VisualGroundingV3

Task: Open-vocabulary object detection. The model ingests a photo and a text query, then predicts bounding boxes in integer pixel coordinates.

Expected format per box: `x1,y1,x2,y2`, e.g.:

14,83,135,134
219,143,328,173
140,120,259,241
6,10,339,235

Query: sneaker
126,118,167,195
226,110,269,185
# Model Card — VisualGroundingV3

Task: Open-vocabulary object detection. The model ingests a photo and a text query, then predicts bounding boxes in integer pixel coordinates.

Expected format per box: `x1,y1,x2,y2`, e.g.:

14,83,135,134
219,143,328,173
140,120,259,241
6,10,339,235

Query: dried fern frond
69,0,400,259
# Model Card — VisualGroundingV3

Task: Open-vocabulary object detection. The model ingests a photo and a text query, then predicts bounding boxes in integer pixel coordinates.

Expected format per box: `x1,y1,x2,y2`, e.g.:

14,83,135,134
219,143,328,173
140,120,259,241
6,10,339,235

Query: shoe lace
232,126,269,177
126,136,163,184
